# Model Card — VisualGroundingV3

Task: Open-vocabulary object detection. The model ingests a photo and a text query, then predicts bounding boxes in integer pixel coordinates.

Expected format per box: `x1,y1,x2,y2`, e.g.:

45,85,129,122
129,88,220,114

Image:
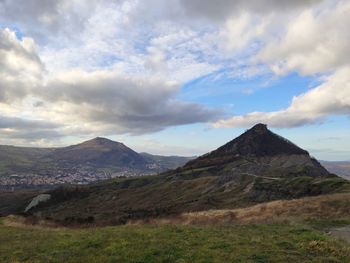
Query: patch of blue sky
97,54,121,68
131,29,159,54
0,24,24,39
120,122,246,156
179,69,317,115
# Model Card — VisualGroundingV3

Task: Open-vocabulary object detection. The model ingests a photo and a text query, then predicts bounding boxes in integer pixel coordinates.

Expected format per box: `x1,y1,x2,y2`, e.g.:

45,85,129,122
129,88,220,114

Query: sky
0,0,349,160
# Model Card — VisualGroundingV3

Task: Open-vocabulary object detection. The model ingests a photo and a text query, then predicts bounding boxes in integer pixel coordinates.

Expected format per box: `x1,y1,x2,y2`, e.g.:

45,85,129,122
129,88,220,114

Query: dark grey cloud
0,116,62,141
179,0,323,20
0,0,324,43
88,100,220,134
0,0,99,42
0,0,62,40
0,129,63,140
0,116,59,130
128,0,324,27
44,71,221,134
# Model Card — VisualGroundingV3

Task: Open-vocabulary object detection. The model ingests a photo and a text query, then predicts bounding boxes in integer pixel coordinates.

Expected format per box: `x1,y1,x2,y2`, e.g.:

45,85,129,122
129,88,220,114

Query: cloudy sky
0,0,349,160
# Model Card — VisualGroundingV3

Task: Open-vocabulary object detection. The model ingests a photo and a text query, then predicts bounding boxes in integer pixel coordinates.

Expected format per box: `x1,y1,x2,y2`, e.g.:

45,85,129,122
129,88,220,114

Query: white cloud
214,67,350,128
219,13,270,55
257,0,350,75
0,28,43,102
214,0,350,129
0,26,220,141
1,0,350,145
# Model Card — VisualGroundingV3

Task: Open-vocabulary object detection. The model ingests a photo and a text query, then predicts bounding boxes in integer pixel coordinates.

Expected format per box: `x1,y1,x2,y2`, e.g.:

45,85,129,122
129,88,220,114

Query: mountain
0,138,189,189
321,161,350,179
0,145,53,175
45,137,148,169
24,124,350,225
185,123,329,177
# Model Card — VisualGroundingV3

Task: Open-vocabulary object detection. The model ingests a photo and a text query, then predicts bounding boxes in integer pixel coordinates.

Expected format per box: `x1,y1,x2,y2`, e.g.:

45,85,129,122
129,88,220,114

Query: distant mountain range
321,161,350,179
0,138,193,189
0,125,348,191
22,124,349,225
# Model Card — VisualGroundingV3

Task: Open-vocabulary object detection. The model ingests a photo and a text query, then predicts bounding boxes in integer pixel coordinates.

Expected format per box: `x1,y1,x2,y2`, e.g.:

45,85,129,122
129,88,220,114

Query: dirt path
329,227,350,242
241,172,281,180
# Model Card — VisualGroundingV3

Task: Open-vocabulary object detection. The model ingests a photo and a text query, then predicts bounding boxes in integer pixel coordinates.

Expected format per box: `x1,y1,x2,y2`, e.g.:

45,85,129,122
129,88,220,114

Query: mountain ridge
0,138,191,188
23,124,350,225
45,137,148,168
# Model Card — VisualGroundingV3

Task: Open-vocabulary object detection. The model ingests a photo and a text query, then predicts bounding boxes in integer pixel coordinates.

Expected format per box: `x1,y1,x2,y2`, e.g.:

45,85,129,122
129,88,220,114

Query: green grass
307,219,350,231
0,219,349,263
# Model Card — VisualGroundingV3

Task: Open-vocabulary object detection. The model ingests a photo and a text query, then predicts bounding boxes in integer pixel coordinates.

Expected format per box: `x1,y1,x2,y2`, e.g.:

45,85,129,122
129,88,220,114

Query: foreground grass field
0,218,349,263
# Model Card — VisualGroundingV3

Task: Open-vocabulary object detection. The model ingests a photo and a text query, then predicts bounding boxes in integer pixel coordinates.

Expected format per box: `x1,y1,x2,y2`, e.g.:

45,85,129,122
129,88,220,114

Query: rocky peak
185,123,310,169
250,123,268,134
77,137,127,150
213,124,309,157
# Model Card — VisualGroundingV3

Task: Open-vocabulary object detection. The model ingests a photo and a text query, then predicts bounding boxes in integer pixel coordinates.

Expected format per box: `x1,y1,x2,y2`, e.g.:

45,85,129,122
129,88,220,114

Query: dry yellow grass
3,215,66,231
128,193,350,225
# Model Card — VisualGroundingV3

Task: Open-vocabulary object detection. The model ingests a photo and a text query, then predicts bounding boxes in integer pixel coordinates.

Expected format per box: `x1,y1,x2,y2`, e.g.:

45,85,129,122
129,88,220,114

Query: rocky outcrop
24,194,51,212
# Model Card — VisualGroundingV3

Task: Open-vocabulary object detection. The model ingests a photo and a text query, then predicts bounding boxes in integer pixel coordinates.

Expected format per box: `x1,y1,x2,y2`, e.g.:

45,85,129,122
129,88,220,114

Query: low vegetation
0,217,349,263
133,193,350,226
27,171,350,225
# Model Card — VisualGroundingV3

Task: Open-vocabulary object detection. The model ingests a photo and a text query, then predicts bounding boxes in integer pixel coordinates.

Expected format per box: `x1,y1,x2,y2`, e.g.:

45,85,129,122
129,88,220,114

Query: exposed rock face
24,194,51,212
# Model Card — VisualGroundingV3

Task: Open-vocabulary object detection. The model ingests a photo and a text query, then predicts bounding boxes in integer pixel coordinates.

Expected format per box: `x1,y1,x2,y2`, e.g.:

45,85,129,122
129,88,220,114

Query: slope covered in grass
0,218,349,263
137,193,350,226
29,171,350,225
26,124,350,225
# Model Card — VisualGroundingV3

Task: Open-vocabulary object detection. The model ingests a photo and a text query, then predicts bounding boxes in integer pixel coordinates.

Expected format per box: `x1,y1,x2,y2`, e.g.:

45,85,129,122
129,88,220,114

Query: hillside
0,138,189,189
45,137,148,168
2,191,350,262
131,193,350,226
0,145,53,175
26,124,350,225
2,216,350,263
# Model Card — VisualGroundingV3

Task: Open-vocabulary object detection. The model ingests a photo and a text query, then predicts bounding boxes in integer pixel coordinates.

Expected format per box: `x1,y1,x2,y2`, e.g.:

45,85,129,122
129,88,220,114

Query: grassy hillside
0,145,53,175
0,217,349,262
133,193,350,226
29,168,350,225
0,139,192,188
